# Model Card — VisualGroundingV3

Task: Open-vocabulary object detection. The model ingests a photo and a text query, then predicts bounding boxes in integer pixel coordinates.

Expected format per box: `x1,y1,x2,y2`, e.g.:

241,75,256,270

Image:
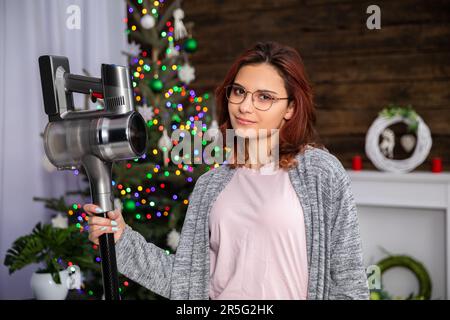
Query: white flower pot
30,270,69,300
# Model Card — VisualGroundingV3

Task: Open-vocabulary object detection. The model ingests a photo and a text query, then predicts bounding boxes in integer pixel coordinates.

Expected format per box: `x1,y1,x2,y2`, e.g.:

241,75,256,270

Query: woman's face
228,63,294,137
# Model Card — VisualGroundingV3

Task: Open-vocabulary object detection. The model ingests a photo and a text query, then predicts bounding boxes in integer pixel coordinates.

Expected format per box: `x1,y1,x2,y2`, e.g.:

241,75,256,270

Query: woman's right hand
83,204,127,245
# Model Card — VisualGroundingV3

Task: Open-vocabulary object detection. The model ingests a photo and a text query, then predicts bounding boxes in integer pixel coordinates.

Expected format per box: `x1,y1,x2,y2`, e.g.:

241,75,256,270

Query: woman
84,41,369,300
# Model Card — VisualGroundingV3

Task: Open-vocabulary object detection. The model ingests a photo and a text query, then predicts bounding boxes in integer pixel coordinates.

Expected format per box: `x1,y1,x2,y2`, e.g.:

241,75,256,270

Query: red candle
352,155,363,171
432,157,442,173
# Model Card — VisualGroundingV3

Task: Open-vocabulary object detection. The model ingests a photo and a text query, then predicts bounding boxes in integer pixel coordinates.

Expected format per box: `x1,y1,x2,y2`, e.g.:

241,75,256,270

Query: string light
116,2,221,301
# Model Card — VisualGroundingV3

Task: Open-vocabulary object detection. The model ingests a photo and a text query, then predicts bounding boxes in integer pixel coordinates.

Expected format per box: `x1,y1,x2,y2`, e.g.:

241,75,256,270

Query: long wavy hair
214,41,324,169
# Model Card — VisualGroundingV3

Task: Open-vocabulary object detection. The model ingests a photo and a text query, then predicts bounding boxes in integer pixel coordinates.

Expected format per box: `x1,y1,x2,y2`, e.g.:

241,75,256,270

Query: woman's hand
83,204,127,245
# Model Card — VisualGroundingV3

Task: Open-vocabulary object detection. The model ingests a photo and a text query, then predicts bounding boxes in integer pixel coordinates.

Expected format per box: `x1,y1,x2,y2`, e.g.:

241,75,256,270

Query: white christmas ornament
166,40,179,59
203,119,222,165
209,119,218,131
51,213,68,229
178,63,195,84
208,119,220,142
137,103,154,122
65,265,81,290
127,41,141,57
173,8,188,40
140,14,156,29
158,129,172,167
167,228,180,251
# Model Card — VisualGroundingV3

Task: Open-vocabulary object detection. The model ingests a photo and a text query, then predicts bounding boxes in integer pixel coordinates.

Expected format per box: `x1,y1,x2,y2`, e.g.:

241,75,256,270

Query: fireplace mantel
347,170,450,297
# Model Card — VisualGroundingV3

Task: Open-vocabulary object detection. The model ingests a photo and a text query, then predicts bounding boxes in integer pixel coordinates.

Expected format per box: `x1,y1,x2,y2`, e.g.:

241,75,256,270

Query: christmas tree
35,0,219,300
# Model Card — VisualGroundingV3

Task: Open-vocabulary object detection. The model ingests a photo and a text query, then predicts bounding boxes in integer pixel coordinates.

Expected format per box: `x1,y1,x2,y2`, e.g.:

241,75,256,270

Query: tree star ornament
51,213,68,229
137,103,154,122
158,129,172,167
126,41,141,57
178,63,195,84
173,8,188,40
140,14,156,29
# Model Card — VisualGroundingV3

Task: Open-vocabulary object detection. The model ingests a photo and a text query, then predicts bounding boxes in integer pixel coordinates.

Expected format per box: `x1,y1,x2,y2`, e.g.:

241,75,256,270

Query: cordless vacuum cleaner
38,55,148,300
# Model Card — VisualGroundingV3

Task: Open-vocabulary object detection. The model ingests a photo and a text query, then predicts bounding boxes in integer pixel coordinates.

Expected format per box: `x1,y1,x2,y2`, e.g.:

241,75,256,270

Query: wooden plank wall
181,0,450,171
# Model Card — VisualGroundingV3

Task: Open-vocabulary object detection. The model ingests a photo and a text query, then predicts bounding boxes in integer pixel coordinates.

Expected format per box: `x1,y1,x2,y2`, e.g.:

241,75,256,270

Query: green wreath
371,255,432,300
379,104,419,133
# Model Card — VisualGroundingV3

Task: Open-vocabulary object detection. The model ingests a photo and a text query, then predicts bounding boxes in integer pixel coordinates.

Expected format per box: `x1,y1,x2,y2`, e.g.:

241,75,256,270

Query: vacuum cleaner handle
96,212,120,300
83,154,120,300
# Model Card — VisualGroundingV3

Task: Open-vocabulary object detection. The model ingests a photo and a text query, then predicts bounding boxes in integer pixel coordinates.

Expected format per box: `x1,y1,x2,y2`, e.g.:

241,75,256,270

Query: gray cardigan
115,146,370,300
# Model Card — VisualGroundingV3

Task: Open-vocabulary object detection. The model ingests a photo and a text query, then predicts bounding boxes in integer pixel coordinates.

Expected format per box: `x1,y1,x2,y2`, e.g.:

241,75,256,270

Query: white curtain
0,0,128,299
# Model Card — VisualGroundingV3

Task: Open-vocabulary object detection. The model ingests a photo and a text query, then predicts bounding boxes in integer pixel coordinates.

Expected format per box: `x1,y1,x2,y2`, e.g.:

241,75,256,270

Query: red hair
214,41,324,169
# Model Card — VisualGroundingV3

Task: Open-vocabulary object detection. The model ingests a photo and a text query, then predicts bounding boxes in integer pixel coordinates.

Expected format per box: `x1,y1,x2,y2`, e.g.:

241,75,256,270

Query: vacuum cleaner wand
38,55,148,300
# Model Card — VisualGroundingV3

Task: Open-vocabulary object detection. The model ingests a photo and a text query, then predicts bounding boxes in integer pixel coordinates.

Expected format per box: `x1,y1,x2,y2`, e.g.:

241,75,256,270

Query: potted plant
4,219,97,300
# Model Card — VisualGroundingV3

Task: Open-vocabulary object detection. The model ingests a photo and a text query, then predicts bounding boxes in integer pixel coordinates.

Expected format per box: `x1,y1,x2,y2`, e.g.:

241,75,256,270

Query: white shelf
348,170,450,184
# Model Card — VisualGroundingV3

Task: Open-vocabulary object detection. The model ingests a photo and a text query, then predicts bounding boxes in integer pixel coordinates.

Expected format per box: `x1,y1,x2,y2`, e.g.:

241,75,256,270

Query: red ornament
352,155,363,171
431,157,443,173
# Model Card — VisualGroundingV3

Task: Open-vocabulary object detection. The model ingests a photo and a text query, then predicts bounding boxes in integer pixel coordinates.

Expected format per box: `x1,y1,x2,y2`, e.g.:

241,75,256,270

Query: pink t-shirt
209,163,309,300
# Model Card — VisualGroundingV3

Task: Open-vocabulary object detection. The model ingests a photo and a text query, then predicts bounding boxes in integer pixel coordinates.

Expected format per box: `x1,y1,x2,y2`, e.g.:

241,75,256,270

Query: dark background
183,0,450,170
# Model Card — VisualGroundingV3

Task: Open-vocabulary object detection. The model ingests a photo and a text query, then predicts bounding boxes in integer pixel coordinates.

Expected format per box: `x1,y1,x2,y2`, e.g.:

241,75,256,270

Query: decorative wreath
365,105,432,173
372,255,432,300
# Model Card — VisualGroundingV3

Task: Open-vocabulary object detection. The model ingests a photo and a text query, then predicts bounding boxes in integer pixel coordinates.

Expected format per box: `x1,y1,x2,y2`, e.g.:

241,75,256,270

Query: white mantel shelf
347,170,450,211
347,169,450,296
348,170,450,183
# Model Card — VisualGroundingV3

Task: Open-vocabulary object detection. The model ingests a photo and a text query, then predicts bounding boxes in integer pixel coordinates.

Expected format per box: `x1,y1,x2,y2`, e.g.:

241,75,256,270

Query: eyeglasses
225,84,291,111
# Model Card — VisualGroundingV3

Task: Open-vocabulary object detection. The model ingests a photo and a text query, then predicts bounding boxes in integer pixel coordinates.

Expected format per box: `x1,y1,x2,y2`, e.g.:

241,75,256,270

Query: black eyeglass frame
225,84,291,111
